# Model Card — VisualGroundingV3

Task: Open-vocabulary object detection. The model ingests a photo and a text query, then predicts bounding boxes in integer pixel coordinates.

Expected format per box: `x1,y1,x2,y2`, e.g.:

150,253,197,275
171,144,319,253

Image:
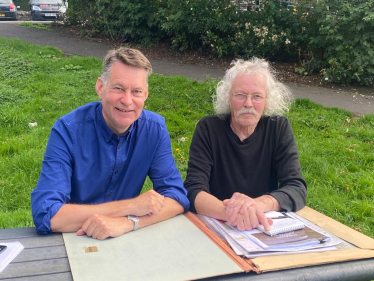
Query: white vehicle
29,0,67,21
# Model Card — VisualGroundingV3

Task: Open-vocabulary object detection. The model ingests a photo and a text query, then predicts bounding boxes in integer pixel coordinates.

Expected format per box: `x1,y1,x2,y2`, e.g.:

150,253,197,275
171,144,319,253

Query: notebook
257,211,305,236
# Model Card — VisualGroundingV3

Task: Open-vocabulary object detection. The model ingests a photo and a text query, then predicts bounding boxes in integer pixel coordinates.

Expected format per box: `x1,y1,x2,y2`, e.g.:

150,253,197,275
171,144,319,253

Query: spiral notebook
257,211,305,236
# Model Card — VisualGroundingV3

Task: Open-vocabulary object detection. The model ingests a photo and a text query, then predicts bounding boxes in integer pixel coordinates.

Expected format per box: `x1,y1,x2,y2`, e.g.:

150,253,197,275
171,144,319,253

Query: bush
288,0,374,86
158,0,238,57
64,0,374,86
318,0,374,86
159,0,300,59
65,0,163,46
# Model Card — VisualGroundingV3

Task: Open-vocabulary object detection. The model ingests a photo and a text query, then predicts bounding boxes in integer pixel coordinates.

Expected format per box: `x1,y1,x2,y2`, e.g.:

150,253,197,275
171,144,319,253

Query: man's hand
127,190,165,217
223,192,272,231
76,214,132,240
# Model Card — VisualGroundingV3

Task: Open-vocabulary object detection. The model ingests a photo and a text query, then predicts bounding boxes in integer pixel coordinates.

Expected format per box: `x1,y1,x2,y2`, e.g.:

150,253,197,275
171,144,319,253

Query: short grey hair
101,47,153,85
214,58,293,116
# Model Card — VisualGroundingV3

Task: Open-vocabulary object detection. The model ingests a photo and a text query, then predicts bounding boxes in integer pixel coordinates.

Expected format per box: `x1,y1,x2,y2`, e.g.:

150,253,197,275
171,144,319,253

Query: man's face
96,62,148,135
229,73,267,129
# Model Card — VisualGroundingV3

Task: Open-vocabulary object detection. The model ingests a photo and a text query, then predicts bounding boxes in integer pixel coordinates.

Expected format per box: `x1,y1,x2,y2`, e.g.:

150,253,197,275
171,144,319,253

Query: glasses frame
232,93,266,103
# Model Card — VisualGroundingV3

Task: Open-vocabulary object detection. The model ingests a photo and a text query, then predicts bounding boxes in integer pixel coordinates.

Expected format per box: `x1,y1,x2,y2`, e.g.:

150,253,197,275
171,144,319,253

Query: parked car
28,0,67,21
0,0,19,20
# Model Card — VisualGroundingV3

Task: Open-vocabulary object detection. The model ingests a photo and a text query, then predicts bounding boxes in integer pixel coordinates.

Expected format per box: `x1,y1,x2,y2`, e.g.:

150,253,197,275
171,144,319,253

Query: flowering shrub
159,0,298,59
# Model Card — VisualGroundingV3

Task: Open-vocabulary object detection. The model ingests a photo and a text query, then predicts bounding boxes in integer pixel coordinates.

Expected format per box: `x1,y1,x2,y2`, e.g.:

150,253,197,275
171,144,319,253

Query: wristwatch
127,215,139,231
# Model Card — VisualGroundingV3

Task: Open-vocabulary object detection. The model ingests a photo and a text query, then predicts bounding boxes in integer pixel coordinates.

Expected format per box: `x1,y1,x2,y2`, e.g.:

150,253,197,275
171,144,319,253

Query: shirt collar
96,103,136,142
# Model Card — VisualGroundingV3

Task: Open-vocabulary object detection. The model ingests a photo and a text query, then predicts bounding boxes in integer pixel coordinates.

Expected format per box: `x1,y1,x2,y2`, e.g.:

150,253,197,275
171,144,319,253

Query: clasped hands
76,190,164,240
223,192,273,232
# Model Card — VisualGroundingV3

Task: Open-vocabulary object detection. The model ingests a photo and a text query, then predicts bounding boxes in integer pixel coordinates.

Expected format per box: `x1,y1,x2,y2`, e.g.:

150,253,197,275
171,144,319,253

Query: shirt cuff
35,202,64,234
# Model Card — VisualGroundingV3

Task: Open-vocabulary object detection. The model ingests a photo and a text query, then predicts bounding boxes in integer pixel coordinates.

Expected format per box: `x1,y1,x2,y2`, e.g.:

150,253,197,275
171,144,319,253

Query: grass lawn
0,37,373,238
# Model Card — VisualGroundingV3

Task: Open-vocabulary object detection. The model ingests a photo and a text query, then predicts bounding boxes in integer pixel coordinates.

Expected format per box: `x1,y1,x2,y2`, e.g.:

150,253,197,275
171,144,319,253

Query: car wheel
31,12,37,21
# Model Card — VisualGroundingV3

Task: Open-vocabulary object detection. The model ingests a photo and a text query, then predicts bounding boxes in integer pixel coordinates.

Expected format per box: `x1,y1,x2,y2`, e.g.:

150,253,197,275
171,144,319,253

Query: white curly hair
213,58,293,116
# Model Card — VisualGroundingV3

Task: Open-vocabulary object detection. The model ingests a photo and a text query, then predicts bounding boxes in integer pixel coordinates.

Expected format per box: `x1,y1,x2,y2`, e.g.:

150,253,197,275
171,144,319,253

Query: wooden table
1,227,374,281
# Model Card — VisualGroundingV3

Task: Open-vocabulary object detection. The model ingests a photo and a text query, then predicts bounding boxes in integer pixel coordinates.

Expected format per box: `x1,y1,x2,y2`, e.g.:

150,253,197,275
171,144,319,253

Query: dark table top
1,227,374,281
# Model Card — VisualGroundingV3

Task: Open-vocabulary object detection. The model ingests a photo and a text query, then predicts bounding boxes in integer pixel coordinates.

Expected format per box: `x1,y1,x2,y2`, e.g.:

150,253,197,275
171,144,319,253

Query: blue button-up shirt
31,102,189,234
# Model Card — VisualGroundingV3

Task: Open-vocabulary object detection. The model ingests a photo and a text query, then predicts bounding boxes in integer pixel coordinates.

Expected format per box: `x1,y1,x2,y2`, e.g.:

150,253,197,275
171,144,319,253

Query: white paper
198,214,346,259
63,214,243,281
0,241,24,273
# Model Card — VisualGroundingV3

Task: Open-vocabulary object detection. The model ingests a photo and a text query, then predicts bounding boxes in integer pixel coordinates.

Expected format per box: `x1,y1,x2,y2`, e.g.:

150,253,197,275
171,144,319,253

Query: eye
253,94,264,101
233,93,247,100
114,86,124,92
132,89,143,96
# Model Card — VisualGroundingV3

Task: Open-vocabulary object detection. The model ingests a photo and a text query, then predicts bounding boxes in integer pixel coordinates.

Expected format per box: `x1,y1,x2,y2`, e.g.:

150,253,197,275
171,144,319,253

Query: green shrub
64,0,374,86
65,0,163,46
158,0,299,59
158,0,238,57
290,0,374,86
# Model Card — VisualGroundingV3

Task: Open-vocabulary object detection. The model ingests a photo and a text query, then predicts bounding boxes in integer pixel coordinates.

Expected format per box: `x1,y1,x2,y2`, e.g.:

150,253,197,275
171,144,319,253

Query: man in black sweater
184,58,307,232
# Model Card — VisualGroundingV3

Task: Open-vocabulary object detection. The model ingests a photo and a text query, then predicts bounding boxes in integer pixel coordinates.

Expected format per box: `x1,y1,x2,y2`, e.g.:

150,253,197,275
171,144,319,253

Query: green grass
0,37,373,238
18,22,52,31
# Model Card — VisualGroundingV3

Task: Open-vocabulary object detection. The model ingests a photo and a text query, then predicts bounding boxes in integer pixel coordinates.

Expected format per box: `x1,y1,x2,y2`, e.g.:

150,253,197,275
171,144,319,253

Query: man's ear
95,77,104,99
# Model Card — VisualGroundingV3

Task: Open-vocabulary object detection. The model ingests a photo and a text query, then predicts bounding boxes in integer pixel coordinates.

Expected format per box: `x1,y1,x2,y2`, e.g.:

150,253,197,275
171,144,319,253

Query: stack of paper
198,212,348,259
257,211,306,235
0,241,24,273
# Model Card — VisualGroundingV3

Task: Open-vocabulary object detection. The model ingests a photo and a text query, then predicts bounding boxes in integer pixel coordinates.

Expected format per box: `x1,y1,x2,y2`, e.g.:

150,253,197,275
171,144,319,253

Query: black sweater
184,115,307,213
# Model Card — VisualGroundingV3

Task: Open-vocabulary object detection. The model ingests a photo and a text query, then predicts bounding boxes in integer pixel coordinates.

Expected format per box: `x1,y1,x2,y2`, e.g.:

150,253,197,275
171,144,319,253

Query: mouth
116,107,133,113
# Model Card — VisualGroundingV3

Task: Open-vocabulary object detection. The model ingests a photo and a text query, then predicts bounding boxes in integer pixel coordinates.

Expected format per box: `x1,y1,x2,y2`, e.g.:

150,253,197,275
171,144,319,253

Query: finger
239,202,250,215
230,202,244,222
225,193,241,208
243,212,252,230
231,192,243,201
230,219,238,227
230,193,244,206
76,229,86,236
81,215,96,236
85,222,99,238
97,231,110,240
248,209,260,229
222,199,229,206
91,222,105,239
84,215,103,237
236,215,246,231
94,228,110,240
257,211,271,231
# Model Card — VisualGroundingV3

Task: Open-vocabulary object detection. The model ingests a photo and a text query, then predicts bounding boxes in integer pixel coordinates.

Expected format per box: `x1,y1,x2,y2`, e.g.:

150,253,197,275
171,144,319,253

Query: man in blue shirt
31,47,190,240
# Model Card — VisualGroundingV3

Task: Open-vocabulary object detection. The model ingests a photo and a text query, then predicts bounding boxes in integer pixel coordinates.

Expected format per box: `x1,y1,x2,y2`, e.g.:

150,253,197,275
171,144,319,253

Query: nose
243,96,253,107
120,91,132,106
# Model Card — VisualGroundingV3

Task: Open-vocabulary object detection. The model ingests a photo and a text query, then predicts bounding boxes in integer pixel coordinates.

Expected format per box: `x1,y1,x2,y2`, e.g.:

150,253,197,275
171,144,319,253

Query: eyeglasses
232,93,265,103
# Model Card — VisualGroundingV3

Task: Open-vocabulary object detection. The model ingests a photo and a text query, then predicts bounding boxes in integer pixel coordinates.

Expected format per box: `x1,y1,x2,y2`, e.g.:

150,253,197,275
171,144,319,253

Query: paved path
0,22,373,115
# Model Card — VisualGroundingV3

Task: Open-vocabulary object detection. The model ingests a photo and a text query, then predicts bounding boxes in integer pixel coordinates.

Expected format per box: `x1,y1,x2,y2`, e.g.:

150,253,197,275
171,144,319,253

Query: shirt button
118,145,121,149
107,193,111,197
114,170,118,174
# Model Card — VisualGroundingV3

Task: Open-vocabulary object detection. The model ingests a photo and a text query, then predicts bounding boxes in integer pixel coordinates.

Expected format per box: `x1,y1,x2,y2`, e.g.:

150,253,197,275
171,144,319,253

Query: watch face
128,215,139,231
128,215,138,221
